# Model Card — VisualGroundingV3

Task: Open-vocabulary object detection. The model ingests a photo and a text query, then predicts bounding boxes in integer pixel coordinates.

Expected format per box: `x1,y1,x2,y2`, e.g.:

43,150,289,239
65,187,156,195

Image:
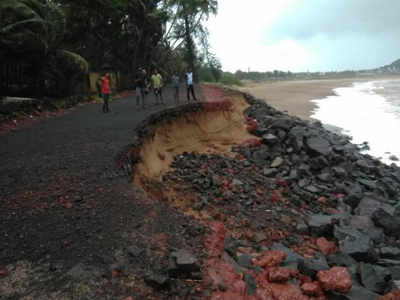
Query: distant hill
376,58,400,73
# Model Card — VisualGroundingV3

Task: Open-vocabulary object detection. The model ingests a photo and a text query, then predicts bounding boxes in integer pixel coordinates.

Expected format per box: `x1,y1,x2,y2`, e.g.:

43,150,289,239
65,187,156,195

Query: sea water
310,79,400,166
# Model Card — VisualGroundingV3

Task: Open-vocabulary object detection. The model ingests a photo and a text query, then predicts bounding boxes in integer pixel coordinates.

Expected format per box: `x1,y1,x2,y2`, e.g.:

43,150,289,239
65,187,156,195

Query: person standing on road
157,70,164,105
101,73,111,113
186,69,197,102
172,73,180,104
151,69,164,105
135,68,146,109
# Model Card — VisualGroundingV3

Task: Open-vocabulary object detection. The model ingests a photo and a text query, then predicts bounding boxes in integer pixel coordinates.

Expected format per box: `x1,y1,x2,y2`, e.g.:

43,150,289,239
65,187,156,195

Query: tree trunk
184,15,197,82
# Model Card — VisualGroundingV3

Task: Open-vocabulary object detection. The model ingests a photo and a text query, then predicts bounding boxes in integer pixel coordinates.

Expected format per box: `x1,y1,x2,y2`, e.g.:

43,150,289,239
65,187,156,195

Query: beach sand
239,76,400,120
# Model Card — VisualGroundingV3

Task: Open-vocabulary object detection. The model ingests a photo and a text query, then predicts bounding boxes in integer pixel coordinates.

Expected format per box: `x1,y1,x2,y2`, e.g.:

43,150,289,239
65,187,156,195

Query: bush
93,95,103,103
220,74,243,86
54,99,66,110
198,67,216,82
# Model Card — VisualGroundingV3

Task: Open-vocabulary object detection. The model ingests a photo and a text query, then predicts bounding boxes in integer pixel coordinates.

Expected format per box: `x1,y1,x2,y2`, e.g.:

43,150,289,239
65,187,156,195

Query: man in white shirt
186,70,197,102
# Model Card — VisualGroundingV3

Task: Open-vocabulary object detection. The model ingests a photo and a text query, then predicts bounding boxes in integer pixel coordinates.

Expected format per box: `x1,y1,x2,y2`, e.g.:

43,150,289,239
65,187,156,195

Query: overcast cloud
207,0,400,72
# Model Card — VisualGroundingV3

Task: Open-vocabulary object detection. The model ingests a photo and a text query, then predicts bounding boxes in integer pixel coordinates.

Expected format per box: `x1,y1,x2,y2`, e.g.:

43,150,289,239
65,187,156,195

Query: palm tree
163,0,217,46
162,0,218,80
0,0,88,97
0,0,65,55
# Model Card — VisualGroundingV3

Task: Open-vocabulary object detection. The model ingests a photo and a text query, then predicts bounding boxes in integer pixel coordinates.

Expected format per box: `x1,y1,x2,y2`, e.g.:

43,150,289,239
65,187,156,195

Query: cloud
302,34,400,71
207,0,400,72
207,0,299,72
267,0,400,41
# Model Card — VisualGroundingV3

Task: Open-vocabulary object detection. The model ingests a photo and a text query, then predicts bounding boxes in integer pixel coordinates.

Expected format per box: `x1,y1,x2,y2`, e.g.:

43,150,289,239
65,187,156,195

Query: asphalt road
0,85,203,267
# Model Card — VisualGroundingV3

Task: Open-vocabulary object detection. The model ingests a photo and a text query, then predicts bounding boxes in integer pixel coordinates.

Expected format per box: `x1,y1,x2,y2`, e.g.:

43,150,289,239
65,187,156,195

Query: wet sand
239,76,400,120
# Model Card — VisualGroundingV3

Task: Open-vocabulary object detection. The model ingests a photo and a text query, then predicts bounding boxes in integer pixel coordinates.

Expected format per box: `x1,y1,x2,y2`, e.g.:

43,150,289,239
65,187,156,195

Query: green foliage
219,73,243,86
1,0,90,97
197,66,216,82
1,0,222,99
232,70,294,82
206,53,222,82
0,0,66,56
59,0,166,74
92,95,103,103
54,99,66,110
45,50,89,97
197,55,222,83
162,0,218,79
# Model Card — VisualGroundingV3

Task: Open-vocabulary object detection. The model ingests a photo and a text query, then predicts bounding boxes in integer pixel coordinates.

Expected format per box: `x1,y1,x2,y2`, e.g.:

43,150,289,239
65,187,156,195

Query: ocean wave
311,79,400,166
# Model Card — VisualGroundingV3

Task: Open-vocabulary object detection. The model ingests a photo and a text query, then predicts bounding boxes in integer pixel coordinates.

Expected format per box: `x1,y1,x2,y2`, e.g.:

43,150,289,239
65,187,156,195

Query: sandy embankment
135,93,256,181
133,92,259,216
239,76,400,120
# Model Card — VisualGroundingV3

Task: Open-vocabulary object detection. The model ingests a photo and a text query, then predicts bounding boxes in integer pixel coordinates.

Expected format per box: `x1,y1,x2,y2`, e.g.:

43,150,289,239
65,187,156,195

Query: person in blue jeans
172,73,180,104
101,74,111,113
186,70,197,102
135,68,147,109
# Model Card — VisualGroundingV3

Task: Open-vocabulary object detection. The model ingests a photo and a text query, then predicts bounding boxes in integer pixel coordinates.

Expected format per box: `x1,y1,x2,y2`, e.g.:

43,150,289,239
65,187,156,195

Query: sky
206,0,400,73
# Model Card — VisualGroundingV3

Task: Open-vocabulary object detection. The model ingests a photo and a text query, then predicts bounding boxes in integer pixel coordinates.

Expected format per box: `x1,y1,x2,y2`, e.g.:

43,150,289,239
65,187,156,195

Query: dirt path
0,86,205,299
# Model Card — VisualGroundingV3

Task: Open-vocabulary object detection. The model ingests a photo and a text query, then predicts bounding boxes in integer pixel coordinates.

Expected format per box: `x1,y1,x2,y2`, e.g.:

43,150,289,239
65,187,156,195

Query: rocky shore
123,86,400,299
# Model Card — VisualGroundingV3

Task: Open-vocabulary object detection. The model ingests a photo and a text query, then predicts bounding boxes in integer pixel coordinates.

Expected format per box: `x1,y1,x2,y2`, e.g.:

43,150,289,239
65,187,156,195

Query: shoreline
239,75,400,120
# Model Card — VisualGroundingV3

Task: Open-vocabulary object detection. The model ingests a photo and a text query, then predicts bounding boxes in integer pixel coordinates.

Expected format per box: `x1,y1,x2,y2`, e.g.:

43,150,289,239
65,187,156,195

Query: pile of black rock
159,93,400,298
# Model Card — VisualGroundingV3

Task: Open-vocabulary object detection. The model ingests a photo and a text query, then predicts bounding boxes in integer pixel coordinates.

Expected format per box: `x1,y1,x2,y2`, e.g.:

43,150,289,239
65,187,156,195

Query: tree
0,0,66,57
162,0,218,81
0,0,89,97
1,0,222,98
58,0,167,89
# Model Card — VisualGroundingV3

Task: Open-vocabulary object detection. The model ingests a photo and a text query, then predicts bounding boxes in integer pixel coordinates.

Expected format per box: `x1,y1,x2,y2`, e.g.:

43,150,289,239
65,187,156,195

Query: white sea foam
310,80,400,166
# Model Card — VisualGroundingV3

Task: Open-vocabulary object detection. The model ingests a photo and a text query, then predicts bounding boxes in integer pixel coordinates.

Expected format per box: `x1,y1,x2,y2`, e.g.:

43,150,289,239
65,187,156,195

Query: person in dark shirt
135,68,147,109
172,73,180,104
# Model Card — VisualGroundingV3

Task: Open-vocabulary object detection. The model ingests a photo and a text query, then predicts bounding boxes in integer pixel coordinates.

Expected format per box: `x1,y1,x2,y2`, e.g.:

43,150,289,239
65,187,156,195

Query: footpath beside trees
0,0,221,100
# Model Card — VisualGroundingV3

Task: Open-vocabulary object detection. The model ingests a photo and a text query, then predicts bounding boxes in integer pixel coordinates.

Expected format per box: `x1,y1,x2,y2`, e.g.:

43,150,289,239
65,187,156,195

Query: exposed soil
135,93,254,181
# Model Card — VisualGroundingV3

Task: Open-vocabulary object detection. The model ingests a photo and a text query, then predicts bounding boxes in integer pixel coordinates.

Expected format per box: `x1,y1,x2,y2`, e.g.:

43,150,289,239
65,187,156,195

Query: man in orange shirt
101,74,111,113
